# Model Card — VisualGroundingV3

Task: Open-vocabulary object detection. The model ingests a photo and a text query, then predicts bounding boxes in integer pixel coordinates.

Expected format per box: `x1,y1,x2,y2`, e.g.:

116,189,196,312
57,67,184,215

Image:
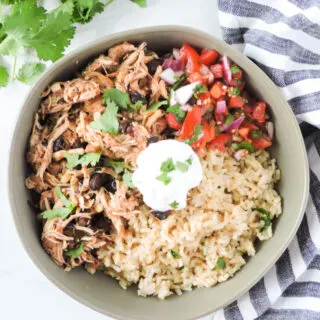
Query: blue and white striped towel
214,0,320,319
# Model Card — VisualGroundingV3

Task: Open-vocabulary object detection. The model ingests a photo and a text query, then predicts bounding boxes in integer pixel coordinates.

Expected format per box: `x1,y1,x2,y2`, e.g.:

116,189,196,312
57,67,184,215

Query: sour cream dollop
132,140,203,212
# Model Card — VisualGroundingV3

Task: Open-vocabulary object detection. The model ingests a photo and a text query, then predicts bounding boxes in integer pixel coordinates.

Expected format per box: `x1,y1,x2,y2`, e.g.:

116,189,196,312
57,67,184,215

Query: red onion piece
221,55,232,84
234,149,248,161
200,64,214,85
163,58,182,71
221,115,245,133
160,68,177,85
216,100,227,114
266,121,274,140
173,48,180,60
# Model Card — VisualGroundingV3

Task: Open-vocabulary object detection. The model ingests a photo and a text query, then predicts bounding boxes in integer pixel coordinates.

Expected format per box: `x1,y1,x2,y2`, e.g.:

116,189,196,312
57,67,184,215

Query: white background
0,1,221,319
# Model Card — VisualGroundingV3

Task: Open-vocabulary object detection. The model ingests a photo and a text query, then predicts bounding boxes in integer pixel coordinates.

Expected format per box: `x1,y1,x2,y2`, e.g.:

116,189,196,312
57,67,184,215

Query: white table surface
0,1,221,319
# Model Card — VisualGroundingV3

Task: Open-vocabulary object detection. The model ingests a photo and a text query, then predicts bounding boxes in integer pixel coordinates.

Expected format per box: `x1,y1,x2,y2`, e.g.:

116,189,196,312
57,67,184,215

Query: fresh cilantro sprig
65,243,83,258
185,125,203,145
170,250,181,259
41,187,75,220
254,208,271,231
193,84,206,98
170,201,179,209
232,141,255,153
64,152,101,168
131,0,147,7
167,104,186,123
215,257,226,270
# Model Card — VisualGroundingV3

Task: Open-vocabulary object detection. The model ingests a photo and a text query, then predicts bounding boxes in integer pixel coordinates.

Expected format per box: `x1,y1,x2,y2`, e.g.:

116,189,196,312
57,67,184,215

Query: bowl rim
8,25,310,320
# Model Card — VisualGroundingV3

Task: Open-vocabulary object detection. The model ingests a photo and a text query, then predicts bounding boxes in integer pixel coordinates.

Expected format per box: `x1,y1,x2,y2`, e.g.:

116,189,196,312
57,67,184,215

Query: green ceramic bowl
8,26,309,320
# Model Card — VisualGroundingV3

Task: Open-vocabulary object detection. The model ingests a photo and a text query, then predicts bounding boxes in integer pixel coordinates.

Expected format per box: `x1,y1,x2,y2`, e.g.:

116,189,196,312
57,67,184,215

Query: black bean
91,214,113,234
151,210,171,220
89,173,116,193
188,96,197,106
147,136,159,145
53,135,67,152
63,222,74,237
147,58,163,75
130,92,147,105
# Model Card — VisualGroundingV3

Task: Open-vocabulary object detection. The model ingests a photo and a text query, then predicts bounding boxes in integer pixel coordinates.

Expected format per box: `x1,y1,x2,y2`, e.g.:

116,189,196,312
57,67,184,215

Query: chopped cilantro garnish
156,172,171,185
170,250,181,259
170,201,179,209
237,79,243,85
105,159,132,174
215,257,226,270
90,98,119,135
251,130,263,138
185,125,203,145
224,114,234,125
228,87,240,96
186,157,193,165
131,0,147,8
103,88,131,110
146,100,168,112
176,161,189,173
65,243,83,258
167,104,186,123
254,208,271,230
172,73,187,91
123,171,134,188
41,187,75,220
193,84,207,98
230,65,241,74
242,97,248,103
232,141,255,153
64,152,101,169
160,158,175,173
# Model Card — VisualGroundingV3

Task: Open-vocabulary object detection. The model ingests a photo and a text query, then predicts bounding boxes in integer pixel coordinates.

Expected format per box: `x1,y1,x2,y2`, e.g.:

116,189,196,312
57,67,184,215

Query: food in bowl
25,41,281,299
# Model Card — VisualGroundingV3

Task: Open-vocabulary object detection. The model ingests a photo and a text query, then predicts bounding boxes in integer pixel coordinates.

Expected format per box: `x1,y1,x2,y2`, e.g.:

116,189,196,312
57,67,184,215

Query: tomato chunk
252,137,272,150
165,113,182,130
210,64,223,78
229,96,245,108
180,44,201,73
187,72,207,85
210,81,227,100
208,133,232,152
252,102,267,123
199,48,219,65
180,106,202,140
192,121,215,150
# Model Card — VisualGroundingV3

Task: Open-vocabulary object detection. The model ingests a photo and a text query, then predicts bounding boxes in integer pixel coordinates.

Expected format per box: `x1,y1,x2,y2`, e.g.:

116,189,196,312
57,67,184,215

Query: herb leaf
167,104,186,123
176,161,189,173
160,158,175,173
232,141,255,153
193,84,206,98
215,257,226,270
65,243,83,258
172,73,187,91
156,172,171,185
131,0,147,7
170,250,181,259
255,208,271,230
17,62,45,85
185,125,203,145
103,88,131,110
228,87,240,96
123,171,134,188
106,159,132,174
54,186,74,208
0,65,9,87
146,100,168,112
170,201,179,209
251,130,263,138
224,114,234,125
66,0,105,24
230,65,240,74
186,157,193,165
90,98,119,134
64,152,101,168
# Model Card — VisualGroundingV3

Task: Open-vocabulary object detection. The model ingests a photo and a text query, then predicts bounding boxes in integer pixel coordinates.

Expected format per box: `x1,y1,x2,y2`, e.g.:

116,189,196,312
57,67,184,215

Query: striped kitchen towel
214,0,320,319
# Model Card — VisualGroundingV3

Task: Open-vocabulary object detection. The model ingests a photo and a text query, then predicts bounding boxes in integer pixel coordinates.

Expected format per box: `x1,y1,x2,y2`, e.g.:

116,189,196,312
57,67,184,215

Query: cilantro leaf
176,161,189,173
160,158,175,173
193,84,206,98
186,157,193,165
170,250,181,259
156,173,171,185
131,0,147,8
64,152,101,168
172,73,187,91
251,130,262,138
146,100,168,112
69,0,105,24
230,65,240,74
170,201,179,209
232,141,255,153
224,114,234,125
65,243,83,258
105,159,132,174
0,65,9,87
41,187,75,220
52,0,74,17
64,152,80,168
90,98,119,134
185,125,203,145
254,208,271,230
123,171,134,188
28,11,75,62
228,87,240,96
167,104,186,123
215,257,226,270
17,62,45,85
103,88,131,110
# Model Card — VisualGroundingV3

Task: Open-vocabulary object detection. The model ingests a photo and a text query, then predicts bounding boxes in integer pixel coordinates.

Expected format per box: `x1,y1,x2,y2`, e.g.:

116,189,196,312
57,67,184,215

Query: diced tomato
241,120,259,131
198,92,213,112
208,133,232,152
239,127,250,140
180,106,202,140
252,137,272,150
210,81,227,100
180,44,201,73
199,48,219,65
252,102,267,123
232,70,243,80
192,121,216,150
210,64,223,78
187,72,207,85
165,113,182,130
229,96,245,108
